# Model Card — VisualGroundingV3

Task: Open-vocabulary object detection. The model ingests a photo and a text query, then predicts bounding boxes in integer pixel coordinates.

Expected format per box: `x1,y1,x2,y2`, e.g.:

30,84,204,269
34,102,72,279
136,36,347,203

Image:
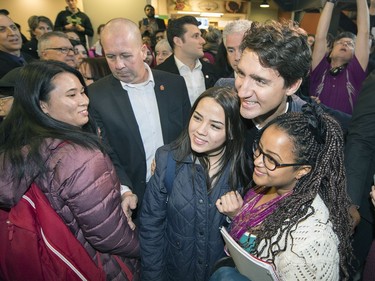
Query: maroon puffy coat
0,138,140,280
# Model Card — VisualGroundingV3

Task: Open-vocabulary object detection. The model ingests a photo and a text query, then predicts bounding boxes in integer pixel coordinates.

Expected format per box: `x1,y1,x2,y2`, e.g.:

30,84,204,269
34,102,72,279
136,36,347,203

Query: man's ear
173,36,183,48
140,44,147,60
285,78,303,97
296,165,312,180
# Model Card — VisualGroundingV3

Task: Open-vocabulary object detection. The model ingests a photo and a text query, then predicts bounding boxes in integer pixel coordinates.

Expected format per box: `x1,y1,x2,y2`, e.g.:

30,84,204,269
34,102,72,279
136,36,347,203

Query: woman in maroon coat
0,60,139,280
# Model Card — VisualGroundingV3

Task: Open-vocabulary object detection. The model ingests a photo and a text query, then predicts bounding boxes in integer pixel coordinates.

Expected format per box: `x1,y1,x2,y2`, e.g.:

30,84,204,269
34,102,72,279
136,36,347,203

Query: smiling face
253,124,309,194
40,72,89,127
189,97,226,162
235,48,300,127
0,15,21,55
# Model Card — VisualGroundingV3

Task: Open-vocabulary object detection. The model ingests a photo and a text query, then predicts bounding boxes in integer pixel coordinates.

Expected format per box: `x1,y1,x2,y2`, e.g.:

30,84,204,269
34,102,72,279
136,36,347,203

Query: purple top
230,186,291,241
309,55,366,114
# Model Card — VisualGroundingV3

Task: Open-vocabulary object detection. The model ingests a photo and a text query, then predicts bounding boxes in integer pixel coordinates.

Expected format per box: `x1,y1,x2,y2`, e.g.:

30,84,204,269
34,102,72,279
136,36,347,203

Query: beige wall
1,0,279,45
0,0,68,40
249,5,278,23
0,0,147,45
82,0,147,45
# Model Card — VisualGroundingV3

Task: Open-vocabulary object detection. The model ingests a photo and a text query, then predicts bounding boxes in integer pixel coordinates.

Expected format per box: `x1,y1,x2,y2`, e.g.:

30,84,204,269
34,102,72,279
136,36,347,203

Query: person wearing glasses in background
0,75,14,124
0,31,78,84
37,31,77,68
309,0,369,114
0,14,34,79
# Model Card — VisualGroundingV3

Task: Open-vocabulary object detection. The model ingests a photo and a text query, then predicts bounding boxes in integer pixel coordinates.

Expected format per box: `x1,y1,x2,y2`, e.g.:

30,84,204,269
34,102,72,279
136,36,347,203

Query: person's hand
121,191,138,230
311,96,321,104
370,185,375,206
349,204,361,232
216,191,243,219
75,24,85,32
65,23,74,31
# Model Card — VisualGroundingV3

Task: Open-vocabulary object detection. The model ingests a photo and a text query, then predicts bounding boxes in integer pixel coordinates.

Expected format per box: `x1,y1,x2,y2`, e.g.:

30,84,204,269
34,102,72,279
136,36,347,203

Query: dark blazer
155,55,218,89
345,70,375,222
344,70,375,267
87,69,191,214
21,37,39,59
0,50,34,79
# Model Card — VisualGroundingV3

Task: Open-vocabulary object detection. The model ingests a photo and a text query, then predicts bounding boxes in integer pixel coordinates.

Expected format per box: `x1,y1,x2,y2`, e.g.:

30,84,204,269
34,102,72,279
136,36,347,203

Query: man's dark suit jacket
87,69,191,215
0,50,34,79
345,70,375,265
155,55,218,90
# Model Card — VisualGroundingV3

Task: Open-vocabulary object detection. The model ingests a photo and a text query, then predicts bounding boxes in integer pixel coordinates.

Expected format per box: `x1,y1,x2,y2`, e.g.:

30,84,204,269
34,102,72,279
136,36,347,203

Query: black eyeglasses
44,47,78,55
252,141,308,171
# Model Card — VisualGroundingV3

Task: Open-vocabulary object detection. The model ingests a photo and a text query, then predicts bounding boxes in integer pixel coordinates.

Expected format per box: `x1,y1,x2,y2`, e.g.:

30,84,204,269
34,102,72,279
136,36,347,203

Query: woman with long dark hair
140,87,250,281
0,60,139,280
212,105,353,280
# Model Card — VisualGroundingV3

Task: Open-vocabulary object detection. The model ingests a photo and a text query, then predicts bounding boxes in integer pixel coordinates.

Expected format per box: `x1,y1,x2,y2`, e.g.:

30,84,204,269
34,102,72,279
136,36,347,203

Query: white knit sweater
258,195,340,281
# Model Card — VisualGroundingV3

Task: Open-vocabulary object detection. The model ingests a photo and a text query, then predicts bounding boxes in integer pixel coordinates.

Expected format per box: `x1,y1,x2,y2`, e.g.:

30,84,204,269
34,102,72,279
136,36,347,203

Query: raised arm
311,1,336,70
354,0,370,70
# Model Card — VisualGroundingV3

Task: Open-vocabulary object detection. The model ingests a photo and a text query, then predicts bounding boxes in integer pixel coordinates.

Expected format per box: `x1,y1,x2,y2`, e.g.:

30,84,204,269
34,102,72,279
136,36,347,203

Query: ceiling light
260,0,270,8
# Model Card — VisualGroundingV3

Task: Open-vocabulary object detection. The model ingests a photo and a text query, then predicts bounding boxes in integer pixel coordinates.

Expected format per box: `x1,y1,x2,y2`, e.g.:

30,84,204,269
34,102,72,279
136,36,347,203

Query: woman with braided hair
212,104,353,280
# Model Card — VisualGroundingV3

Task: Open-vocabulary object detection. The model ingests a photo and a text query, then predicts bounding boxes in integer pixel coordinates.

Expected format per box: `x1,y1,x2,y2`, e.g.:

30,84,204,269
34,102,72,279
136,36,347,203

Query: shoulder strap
164,151,176,196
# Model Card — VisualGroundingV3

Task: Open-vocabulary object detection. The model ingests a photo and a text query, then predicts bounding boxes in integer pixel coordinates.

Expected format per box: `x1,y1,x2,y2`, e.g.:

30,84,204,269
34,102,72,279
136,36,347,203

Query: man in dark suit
88,18,190,227
345,70,375,277
0,14,33,79
156,16,218,105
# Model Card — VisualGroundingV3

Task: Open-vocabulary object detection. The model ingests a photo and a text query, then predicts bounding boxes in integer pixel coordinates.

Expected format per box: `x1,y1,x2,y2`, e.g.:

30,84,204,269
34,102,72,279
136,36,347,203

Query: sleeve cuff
120,185,131,195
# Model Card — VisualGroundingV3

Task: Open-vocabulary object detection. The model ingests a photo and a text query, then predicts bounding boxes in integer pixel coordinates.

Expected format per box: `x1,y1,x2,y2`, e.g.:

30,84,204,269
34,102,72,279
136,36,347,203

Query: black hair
253,104,353,280
81,57,111,82
0,60,103,181
0,9,9,16
144,4,154,11
240,20,311,89
167,16,200,49
172,86,250,191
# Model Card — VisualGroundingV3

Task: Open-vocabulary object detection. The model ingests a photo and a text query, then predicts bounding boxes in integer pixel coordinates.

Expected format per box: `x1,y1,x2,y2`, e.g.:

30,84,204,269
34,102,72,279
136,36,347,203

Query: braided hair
253,104,353,280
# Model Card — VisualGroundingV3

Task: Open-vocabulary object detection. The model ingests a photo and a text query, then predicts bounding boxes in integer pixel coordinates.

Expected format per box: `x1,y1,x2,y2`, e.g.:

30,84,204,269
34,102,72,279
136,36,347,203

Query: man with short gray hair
37,31,77,68
222,19,252,77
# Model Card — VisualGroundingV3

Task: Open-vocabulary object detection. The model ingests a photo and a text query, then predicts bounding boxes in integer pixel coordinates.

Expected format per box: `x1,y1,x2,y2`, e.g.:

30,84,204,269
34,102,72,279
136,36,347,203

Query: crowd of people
1,0,375,280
